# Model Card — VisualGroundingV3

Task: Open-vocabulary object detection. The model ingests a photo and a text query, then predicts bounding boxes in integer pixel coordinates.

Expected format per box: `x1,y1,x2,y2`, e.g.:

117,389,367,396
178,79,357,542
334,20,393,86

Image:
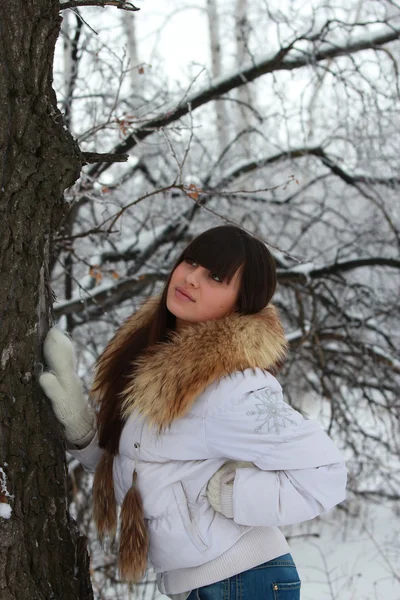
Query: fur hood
92,298,288,431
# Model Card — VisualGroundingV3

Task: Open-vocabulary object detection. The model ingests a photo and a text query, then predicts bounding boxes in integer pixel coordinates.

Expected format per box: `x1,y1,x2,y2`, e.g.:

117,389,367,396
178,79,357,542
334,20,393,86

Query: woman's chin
166,296,185,319
167,297,197,323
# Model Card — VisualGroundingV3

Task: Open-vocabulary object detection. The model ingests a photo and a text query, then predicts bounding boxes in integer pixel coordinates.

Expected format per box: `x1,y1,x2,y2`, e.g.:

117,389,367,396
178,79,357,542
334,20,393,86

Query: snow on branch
310,257,400,277
214,146,322,189
87,24,400,180
55,221,188,320
278,257,400,283
286,330,400,371
212,145,400,190
60,0,139,11
54,272,163,319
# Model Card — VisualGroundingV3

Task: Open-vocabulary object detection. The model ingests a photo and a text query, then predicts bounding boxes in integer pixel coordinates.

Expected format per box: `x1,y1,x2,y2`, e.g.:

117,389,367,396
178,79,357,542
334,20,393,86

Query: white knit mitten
39,328,96,446
207,461,253,518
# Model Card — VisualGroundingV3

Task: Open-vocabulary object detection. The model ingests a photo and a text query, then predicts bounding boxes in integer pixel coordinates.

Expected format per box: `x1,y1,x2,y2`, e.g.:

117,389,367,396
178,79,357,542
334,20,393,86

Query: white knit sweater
166,526,290,599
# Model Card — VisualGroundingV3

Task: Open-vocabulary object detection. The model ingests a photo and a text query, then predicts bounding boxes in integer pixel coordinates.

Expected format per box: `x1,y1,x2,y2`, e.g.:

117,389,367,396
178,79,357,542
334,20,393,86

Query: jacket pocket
172,481,208,553
272,580,301,600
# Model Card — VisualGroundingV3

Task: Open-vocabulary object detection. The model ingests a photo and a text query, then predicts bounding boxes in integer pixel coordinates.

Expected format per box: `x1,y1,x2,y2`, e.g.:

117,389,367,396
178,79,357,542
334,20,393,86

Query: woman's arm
67,432,103,473
205,377,346,526
229,462,346,526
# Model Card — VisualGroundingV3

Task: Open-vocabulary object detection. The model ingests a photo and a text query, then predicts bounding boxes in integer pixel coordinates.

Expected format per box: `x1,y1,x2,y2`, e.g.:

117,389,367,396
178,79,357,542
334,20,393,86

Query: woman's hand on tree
39,328,96,447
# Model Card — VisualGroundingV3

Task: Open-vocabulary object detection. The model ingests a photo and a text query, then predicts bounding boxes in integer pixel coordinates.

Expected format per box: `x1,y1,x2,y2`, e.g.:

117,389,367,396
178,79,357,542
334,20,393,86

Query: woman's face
166,259,242,330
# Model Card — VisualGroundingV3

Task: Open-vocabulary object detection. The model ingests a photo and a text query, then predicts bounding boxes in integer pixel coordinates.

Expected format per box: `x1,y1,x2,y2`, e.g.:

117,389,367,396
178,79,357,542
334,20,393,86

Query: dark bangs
182,226,246,283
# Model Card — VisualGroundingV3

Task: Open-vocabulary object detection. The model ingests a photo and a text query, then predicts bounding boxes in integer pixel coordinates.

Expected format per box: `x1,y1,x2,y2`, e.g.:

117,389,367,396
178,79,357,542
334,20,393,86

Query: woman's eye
185,258,198,267
210,273,222,282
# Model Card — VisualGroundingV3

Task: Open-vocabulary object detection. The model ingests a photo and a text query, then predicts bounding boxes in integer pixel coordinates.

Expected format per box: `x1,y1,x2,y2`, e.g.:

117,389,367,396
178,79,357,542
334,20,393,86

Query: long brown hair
91,225,277,580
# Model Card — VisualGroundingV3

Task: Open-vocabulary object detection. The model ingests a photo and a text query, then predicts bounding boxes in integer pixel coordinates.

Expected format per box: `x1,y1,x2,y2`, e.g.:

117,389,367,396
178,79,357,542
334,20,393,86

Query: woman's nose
185,267,201,287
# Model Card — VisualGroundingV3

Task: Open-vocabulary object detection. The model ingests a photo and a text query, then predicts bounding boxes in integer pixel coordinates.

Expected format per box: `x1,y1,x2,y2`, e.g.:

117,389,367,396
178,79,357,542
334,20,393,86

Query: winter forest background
0,0,399,599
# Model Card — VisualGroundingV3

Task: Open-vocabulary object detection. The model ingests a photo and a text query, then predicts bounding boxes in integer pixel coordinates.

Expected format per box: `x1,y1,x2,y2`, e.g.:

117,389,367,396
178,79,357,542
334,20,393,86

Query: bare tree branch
87,24,400,180
54,273,163,319
211,145,400,190
81,151,129,164
214,146,321,188
277,257,400,283
60,0,139,11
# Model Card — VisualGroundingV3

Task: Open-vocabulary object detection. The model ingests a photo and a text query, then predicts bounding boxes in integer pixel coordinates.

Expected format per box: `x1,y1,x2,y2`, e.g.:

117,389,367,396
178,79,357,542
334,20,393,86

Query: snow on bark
0,504,12,520
0,466,12,520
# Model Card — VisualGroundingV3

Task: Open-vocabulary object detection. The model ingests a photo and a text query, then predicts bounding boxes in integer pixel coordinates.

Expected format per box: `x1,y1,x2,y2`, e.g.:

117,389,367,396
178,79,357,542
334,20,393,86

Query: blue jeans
186,554,300,599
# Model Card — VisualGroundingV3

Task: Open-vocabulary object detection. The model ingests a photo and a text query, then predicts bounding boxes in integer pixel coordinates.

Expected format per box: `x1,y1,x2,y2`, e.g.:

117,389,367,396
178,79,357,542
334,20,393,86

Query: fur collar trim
94,299,288,430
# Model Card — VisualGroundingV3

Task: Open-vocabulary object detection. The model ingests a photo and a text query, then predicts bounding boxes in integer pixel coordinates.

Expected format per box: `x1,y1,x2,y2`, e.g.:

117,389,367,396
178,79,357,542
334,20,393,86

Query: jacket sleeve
67,431,103,473
204,376,346,527
228,462,346,526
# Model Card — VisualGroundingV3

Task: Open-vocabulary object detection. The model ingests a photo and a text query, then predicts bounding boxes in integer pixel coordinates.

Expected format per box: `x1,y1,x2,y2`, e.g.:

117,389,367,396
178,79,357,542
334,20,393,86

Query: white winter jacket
71,368,346,574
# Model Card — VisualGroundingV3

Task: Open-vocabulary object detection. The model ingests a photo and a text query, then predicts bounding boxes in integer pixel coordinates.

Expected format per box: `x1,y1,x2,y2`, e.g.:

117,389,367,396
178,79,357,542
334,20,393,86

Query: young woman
40,225,346,600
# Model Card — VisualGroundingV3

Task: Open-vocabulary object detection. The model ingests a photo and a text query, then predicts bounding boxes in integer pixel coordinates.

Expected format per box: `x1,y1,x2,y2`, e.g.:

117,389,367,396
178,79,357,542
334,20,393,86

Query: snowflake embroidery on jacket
246,387,298,434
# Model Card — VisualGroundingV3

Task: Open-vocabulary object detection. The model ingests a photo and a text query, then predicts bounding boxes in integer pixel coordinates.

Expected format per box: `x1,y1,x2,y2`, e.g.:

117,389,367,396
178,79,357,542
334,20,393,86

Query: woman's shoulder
206,368,282,413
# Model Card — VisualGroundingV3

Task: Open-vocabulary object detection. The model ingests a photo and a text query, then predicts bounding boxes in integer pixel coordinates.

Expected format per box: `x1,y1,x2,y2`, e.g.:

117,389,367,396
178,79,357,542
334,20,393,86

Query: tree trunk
207,0,228,153
121,11,140,94
235,0,252,152
0,1,93,598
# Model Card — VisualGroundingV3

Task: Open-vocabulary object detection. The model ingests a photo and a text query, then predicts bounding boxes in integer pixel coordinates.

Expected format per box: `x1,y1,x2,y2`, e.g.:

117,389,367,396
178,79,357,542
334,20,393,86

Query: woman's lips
175,287,195,302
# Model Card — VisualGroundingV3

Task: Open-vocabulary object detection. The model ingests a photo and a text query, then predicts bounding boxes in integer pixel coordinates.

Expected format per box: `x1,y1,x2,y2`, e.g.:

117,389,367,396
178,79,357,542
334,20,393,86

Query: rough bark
0,1,93,598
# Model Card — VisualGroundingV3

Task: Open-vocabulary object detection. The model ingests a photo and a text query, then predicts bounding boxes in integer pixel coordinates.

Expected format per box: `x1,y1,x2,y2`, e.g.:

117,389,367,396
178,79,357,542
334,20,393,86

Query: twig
104,184,184,232
362,523,400,583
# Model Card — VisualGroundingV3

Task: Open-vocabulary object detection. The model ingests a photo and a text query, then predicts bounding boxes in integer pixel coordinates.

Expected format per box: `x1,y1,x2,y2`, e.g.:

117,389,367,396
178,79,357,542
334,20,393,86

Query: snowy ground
150,503,400,600
287,504,400,600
